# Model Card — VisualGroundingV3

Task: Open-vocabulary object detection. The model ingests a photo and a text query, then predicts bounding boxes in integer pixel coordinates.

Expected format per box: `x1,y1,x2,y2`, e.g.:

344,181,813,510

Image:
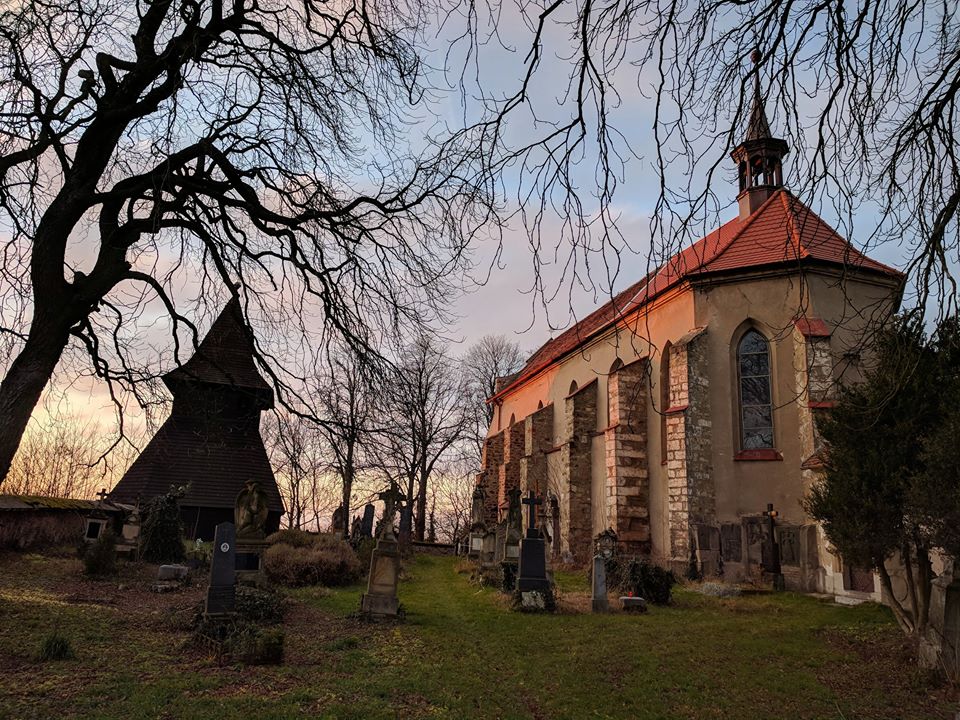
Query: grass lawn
0,551,956,719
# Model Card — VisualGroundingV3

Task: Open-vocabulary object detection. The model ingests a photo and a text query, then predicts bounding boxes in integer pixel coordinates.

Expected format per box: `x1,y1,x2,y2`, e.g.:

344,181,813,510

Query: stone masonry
520,403,554,496
560,379,597,562
498,420,526,513
605,359,651,554
665,329,714,569
476,431,504,525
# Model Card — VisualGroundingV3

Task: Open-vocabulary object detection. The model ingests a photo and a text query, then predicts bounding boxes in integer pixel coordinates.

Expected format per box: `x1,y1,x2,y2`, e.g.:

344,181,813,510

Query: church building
110,299,285,540
476,75,903,600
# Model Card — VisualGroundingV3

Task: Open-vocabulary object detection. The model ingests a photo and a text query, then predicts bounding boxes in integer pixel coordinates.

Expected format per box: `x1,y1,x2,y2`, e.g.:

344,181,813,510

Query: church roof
492,189,902,401
163,298,272,396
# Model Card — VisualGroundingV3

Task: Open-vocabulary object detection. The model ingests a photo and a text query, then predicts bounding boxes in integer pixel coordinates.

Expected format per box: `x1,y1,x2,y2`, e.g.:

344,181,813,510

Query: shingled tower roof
163,297,273,404
109,299,283,520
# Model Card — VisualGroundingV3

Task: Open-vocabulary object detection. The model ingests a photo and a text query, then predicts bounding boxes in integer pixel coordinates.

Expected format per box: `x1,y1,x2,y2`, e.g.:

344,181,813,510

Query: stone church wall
520,403,554,496
604,358,651,554
665,328,715,573
559,379,597,562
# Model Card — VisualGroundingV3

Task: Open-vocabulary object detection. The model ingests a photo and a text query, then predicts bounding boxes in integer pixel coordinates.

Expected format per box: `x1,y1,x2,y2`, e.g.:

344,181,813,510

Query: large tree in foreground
0,0,499,483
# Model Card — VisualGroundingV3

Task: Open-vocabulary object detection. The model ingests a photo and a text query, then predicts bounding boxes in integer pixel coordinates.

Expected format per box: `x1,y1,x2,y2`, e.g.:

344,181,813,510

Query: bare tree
5,415,137,499
0,0,504,485
461,335,525,470
312,348,375,539
262,411,337,531
375,335,470,541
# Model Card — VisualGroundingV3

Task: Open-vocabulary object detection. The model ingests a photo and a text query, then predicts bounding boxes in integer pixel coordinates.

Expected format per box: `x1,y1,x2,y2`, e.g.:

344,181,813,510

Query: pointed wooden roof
163,298,273,404
491,189,902,401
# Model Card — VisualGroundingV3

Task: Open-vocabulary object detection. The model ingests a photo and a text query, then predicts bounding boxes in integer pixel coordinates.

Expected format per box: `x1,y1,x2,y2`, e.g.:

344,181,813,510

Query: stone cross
762,503,784,588
522,491,543,536
96,487,108,501
378,484,405,534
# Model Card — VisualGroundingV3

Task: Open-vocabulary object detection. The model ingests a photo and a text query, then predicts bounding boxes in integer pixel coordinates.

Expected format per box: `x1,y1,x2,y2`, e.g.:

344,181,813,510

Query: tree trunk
341,465,353,542
415,463,428,541
878,562,917,635
0,321,73,483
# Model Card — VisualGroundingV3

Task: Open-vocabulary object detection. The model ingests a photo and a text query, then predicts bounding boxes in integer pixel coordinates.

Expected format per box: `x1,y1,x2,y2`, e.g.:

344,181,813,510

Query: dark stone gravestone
331,504,345,536
761,504,785,591
361,503,376,538
517,491,552,610
205,522,236,617
720,523,743,564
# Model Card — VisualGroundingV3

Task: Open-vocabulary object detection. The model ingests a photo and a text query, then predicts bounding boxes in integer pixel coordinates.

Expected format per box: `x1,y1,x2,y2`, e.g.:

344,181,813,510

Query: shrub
140,487,186,564
266,528,317,548
263,532,361,587
235,586,287,625
83,529,117,576
610,558,676,605
38,631,75,661
184,538,212,570
228,626,284,665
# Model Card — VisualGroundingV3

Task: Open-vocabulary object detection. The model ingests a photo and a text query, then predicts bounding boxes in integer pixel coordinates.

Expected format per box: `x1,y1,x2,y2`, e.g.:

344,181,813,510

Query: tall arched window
737,329,774,449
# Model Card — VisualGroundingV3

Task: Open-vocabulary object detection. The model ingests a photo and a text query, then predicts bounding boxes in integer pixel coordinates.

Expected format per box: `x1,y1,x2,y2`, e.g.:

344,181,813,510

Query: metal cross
96,487,109,502
521,490,543,531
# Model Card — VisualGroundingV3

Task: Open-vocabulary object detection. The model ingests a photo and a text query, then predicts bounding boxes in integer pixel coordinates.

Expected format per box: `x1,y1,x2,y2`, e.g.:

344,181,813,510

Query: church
475,77,903,601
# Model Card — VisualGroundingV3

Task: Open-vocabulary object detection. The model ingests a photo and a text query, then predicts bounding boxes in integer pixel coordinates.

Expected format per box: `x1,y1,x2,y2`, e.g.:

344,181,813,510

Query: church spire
731,49,789,220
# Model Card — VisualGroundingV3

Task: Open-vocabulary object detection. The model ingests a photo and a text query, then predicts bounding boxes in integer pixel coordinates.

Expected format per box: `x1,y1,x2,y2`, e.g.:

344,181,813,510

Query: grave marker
205,522,236,617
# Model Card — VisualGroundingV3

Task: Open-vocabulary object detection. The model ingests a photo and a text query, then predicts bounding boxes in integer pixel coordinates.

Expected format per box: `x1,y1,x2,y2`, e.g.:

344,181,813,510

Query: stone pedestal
592,555,609,613
361,533,401,620
235,537,269,587
920,570,960,680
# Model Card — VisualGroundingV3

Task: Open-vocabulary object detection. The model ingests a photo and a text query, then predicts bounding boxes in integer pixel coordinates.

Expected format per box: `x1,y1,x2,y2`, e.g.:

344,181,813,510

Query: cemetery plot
0,552,955,719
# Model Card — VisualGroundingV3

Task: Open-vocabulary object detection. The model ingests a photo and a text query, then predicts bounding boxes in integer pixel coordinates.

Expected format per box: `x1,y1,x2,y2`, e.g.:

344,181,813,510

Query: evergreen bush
140,487,186,564
235,586,287,625
609,557,676,605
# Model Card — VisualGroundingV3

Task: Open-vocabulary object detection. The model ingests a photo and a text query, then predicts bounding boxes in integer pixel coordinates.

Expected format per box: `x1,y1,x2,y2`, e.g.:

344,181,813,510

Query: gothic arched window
737,329,774,449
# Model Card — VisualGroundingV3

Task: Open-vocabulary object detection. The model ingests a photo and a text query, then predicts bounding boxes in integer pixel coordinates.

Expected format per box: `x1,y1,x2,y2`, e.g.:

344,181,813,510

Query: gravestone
467,485,487,560
516,491,552,610
695,525,722,577
777,525,800,567
360,503,376,538
761,504,785,591
592,555,609,613
331,504,345,536
920,561,960,680
720,523,743,564
360,485,403,620
205,522,236,617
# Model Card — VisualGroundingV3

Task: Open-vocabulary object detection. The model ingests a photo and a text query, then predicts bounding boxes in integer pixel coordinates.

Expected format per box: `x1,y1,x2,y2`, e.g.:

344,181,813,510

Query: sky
8,0,921,462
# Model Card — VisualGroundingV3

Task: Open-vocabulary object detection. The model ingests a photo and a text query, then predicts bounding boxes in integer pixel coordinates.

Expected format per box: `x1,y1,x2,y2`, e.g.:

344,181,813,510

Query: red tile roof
492,189,902,400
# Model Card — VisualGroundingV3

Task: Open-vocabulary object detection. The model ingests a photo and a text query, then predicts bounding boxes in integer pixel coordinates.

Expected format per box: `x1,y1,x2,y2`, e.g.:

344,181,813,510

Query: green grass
0,552,954,720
